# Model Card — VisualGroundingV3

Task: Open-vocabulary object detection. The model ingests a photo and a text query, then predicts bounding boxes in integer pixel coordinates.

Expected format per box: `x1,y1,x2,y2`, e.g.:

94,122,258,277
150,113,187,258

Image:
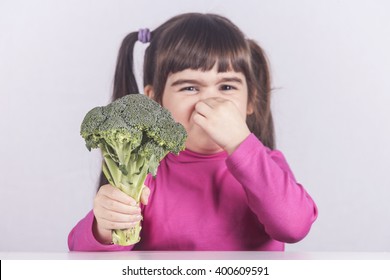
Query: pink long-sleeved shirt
68,134,317,251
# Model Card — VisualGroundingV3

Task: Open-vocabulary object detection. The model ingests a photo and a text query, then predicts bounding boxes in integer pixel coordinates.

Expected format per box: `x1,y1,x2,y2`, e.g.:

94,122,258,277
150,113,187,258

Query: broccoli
80,94,187,245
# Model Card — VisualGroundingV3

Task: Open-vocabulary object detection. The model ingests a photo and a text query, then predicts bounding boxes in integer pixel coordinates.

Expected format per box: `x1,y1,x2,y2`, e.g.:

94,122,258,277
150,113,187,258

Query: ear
144,85,155,99
247,101,254,115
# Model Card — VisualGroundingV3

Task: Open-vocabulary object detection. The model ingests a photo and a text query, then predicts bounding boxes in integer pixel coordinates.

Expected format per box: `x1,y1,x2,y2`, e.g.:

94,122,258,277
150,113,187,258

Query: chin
185,138,223,154
184,126,223,154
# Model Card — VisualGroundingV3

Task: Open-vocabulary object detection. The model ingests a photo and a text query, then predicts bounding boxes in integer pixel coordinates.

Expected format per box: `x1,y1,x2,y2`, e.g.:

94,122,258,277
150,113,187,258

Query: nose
199,87,220,100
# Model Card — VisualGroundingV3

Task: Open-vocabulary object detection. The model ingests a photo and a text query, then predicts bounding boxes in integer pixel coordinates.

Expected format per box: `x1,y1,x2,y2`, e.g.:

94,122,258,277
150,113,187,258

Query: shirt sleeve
226,133,318,243
68,210,134,251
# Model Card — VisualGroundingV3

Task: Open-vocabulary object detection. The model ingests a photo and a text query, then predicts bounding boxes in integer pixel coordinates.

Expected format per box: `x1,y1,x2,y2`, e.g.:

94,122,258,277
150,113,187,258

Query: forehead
167,66,246,84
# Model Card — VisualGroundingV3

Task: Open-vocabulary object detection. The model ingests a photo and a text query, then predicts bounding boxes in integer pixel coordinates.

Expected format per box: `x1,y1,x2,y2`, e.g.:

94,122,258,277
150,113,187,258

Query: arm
226,134,318,243
68,185,150,251
192,97,317,242
68,210,134,251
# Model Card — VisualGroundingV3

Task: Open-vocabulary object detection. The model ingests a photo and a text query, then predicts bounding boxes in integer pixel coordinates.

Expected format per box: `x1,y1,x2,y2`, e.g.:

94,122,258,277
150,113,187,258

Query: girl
68,13,317,251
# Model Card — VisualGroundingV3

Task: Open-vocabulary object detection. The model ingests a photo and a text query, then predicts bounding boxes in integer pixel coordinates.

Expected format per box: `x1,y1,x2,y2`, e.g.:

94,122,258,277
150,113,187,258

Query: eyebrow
170,79,203,87
170,77,243,87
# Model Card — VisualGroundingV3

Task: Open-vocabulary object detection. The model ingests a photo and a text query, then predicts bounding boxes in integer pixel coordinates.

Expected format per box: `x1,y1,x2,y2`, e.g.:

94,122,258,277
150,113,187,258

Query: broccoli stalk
80,94,187,246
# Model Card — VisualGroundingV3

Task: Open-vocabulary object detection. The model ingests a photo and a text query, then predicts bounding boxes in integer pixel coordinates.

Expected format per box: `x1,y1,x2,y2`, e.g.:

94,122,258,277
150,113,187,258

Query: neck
185,142,224,155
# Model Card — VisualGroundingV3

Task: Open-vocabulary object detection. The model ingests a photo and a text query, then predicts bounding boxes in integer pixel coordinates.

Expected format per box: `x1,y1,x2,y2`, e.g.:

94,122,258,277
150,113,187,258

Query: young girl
68,13,318,251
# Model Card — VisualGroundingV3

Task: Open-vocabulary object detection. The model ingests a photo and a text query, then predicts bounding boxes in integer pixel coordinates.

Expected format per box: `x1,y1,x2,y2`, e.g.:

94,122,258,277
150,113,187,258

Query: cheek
176,105,196,128
162,96,195,127
231,97,250,120
240,93,251,118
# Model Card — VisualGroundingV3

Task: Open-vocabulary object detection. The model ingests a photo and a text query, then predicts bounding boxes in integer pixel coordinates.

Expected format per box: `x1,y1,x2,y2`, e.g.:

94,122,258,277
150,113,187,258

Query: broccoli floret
80,94,187,245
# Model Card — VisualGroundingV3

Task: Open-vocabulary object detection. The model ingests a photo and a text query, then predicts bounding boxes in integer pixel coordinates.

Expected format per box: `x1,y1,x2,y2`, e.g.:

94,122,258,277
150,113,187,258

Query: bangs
157,14,251,75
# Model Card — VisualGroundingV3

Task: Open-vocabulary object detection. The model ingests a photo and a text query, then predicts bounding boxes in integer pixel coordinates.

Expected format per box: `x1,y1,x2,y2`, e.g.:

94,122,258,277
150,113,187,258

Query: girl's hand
92,184,150,244
193,97,251,154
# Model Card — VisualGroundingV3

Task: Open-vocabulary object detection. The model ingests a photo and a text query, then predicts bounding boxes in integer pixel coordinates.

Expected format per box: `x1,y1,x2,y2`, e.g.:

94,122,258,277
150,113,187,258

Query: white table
1,251,390,260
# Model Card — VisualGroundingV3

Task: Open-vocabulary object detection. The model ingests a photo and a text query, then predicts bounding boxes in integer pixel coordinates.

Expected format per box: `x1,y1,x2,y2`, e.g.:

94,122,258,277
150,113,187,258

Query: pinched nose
198,88,222,100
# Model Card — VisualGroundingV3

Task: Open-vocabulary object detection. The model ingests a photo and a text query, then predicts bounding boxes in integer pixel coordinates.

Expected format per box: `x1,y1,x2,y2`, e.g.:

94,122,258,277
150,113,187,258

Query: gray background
1,0,389,252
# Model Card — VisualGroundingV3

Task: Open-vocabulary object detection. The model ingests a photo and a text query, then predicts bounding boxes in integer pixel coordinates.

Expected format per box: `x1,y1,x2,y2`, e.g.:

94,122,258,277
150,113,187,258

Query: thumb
140,186,151,205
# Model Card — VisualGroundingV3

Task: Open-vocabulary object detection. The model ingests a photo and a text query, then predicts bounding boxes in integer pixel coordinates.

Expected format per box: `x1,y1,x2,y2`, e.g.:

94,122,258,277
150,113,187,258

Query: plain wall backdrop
1,0,389,252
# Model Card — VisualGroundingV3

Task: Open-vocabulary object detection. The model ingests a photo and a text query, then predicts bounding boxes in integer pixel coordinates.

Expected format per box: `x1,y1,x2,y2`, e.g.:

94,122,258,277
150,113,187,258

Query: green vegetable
80,94,187,245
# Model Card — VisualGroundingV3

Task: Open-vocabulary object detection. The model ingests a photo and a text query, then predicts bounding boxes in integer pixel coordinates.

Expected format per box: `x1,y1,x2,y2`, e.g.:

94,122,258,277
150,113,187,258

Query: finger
140,186,151,205
100,184,136,206
199,97,226,108
96,209,142,224
98,216,142,230
192,111,208,129
195,100,213,118
98,198,141,215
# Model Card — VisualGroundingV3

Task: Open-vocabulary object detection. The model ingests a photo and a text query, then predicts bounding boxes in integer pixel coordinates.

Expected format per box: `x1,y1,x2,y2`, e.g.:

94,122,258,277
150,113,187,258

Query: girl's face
148,66,252,154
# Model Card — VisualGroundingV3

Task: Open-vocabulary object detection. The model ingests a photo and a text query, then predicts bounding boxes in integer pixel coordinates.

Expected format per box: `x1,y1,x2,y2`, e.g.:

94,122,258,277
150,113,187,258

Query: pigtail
247,39,275,150
112,32,140,100
98,32,140,188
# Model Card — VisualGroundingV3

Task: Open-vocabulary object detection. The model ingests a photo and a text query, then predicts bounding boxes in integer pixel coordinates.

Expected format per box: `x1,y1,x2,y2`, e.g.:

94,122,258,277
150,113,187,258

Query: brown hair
99,13,275,186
